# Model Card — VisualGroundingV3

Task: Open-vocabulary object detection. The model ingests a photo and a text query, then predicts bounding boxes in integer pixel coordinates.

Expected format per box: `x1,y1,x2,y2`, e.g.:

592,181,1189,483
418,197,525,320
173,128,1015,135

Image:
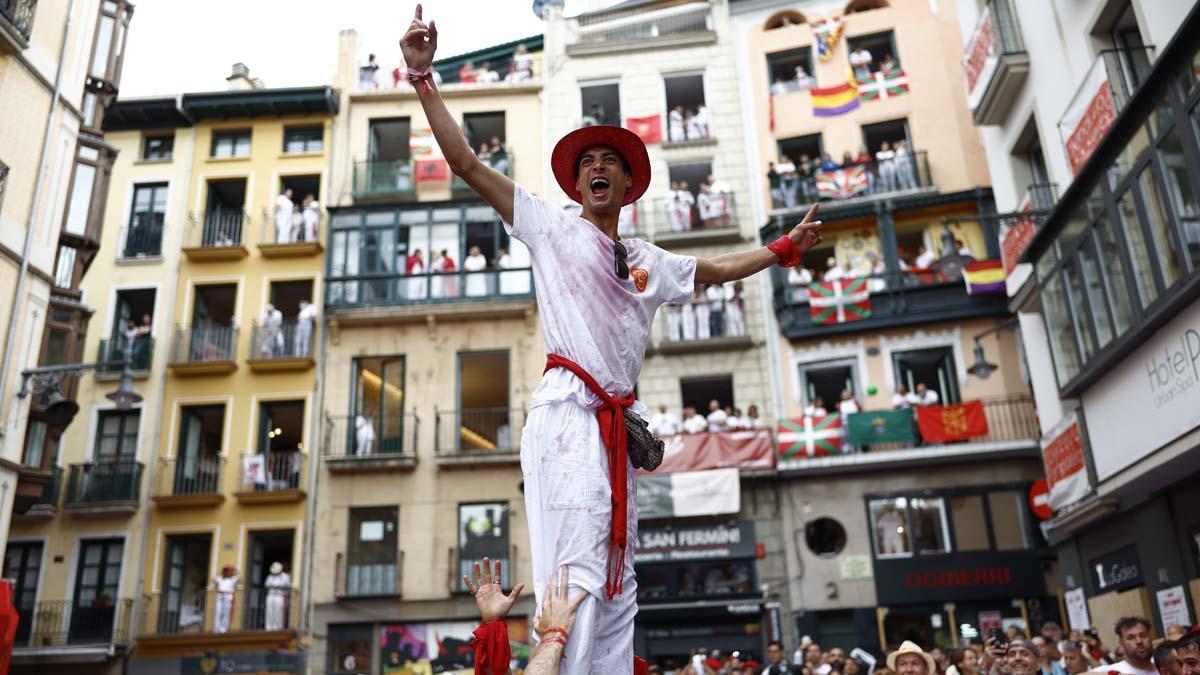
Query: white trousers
522,401,637,675
695,305,711,340
726,304,745,336
214,592,234,633
293,321,313,357
265,592,287,630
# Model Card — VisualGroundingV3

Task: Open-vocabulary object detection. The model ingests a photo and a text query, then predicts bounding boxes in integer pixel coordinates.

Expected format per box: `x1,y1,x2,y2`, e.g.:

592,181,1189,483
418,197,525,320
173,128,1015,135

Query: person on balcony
823,256,844,282
894,139,916,191
459,60,477,83
260,303,284,358
359,53,380,89
880,53,898,75
264,562,291,631
685,108,705,141
431,249,450,298
745,404,766,429
668,105,686,143
767,162,783,208
683,407,708,434
649,404,681,437
302,193,320,243
513,43,534,79
275,188,295,244
354,415,375,456
477,61,500,83
820,153,840,172
295,299,317,357
489,136,510,175
213,565,239,634
706,400,728,432
676,181,696,230
875,142,897,193
804,396,827,418
400,7,822,670
695,104,711,139
464,245,489,297
956,238,975,258
915,245,936,269
726,281,746,337
788,265,813,303
705,283,725,337
693,286,711,340
795,65,813,90
698,183,720,229
912,383,939,406
777,156,799,208
851,47,873,80
406,248,427,300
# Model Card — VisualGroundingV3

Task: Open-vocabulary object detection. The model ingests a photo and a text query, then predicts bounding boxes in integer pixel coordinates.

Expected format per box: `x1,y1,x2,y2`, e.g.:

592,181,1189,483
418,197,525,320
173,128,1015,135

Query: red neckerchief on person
543,354,635,599
470,619,510,675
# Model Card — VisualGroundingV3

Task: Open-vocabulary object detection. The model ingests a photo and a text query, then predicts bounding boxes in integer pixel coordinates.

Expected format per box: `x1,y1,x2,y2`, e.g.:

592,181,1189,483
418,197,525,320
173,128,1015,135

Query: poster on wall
1065,587,1090,631
1156,586,1192,631
380,619,530,674
1040,411,1090,512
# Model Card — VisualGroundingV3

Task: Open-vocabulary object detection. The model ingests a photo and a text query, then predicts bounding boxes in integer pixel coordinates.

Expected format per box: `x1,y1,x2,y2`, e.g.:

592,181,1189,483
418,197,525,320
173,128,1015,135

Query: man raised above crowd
399,5,823,673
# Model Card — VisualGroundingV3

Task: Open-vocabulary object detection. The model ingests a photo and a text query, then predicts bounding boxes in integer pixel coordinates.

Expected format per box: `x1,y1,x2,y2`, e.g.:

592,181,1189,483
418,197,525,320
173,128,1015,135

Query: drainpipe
0,0,78,440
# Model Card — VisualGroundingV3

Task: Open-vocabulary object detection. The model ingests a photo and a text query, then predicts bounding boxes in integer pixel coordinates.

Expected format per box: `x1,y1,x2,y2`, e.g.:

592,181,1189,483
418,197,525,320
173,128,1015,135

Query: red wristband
767,235,801,268
543,626,569,640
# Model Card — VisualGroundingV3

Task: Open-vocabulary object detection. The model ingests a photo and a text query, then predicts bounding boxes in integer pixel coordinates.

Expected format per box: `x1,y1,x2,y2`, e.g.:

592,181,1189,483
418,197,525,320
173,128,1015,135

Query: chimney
226,63,263,90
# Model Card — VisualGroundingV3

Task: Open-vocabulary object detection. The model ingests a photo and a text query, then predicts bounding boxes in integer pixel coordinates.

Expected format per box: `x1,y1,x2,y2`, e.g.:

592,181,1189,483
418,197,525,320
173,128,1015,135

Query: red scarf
471,620,510,675
544,354,635,599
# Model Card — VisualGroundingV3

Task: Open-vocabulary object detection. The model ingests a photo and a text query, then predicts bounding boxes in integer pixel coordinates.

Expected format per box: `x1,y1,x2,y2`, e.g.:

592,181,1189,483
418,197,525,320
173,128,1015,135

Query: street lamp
967,318,1020,380
18,348,143,422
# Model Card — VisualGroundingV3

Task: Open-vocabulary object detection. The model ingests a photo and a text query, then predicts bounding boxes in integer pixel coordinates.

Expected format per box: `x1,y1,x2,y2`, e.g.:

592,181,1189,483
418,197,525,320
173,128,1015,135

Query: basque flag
777,414,843,458
808,278,872,324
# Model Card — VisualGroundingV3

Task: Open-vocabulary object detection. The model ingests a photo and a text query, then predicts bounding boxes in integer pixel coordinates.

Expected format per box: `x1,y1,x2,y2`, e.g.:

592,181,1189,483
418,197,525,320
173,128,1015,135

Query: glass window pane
457,503,510,591
870,498,910,558
1177,47,1200,96
1041,273,1081,385
911,497,949,554
950,495,989,551
90,15,115,77
1138,166,1184,288
23,421,46,468
54,246,77,287
1111,126,1151,183
988,492,1028,550
1115,189,1160,307
1077,240,1114,348
1062,260,1096,359
329,624,373,674
65,163,97,235
1094,217,1136,336
1158,128,1200,269
82,91,97,128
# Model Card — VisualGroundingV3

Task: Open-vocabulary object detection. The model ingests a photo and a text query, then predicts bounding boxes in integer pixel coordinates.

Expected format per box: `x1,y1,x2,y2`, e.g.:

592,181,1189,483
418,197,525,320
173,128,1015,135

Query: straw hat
887,641,936,673
550,125,651,207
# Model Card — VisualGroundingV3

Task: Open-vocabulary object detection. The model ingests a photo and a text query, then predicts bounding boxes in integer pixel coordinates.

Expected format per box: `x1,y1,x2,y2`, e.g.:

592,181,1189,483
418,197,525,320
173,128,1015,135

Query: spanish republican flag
963,260,1006,294
811,79,861,117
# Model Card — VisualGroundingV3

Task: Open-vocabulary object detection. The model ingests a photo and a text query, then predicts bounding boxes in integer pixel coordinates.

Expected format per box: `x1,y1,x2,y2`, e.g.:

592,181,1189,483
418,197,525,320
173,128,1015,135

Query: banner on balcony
243,454,266,485
1000,192,1037,275
777,414,843,458
812,15,846,62
846,408,916,445
1041,410,1090,512
809,278,871,324
963,7,996,111
916,401,989,443
414,159,450,182
1060,59,1117,175
816,165,869,199
811,80,861,117
639,429,775,475
963,260,1006,294
637,468,740,520
857,69,910,101
626,114,663,145
409,128,443,158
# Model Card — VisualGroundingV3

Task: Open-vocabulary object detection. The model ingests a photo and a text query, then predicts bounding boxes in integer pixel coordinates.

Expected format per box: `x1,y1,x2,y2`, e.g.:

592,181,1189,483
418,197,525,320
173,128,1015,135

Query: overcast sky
120,0,596,97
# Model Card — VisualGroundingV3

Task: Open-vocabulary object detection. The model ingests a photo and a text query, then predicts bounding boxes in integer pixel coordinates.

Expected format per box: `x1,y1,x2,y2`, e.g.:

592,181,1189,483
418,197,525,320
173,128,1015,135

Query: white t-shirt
892,393,912,409
1098,662,1158,675
683,414,708,434
504,185,696,409
706,408,728,431
649,411,680,437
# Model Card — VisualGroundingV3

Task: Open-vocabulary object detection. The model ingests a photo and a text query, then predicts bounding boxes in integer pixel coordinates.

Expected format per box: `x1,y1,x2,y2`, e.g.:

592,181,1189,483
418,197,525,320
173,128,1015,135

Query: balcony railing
964,0,1029,125
335,550,404,598
259,207,324,246
120,218,164,258
327,266,534,310
1,0,37,42
158,455,223,497
1058,47,1156,176
239,451,304,492
843,395,1039,453
1026,182,1059,211
352,160,415,202
249,319,316,361
569,5,713,52
771,151,932,211
64,461,143,505
323,413,419,462
451,153,514,198
185,210,248,249
97,335,154,372
662,112,713,145
657,293,750,347
13,598,134,648
170,325,237,364
644,189,738,239
772,268,1009,339
434,407,524,459
30,465,62,510
142,587,299,636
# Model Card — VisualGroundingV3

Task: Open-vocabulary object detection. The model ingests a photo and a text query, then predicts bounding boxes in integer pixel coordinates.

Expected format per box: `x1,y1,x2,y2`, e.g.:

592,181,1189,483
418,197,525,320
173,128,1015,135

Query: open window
580,81,621,126
892,346,959,404
106,288,155,369
70,538,124,642
366,117,413,194
256,279,315,358
664,73,709,142
347,506,399,596
244,530,295,630
861,118,910,156
124,182,167,258
175,404,224,495
777,134,823,165
188,283,236,361
847,31,899,78
457,503,510,591
456,351,512,452
767,47,815,95
463,112,508,169
203,178,247,246
254,400,305,491
354,357,406,455
797,359,859,414
158,534,211,634
680,374,734,414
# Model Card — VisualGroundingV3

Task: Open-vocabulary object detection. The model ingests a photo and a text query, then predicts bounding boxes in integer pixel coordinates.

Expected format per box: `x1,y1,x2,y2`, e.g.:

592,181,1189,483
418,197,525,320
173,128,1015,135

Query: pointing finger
415,3,422,21
429,19,438,50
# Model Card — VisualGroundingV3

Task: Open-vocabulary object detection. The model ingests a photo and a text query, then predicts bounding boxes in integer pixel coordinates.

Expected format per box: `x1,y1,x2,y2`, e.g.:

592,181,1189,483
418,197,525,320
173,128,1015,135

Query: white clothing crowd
664,175,732,232
665,282,746,342
273,189,321,244
357,43,534,91
648,401,768,438
666,104,711,143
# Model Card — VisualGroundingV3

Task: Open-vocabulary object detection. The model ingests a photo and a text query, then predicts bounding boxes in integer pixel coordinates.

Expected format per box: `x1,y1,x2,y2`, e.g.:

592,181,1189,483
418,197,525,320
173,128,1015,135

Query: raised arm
401,4,515,223
695,204,823,285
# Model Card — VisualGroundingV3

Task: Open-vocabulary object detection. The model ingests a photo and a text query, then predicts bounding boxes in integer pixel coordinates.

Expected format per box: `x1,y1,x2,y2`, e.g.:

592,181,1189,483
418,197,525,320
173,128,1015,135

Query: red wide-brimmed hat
551,125,651,206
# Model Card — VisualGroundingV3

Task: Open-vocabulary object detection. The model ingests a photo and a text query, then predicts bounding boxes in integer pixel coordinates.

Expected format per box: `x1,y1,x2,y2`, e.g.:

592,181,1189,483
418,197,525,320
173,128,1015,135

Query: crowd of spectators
767,139,918,209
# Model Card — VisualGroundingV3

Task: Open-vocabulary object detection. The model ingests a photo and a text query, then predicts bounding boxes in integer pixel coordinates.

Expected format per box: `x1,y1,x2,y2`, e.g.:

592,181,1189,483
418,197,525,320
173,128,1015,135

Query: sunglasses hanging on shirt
613,239,630,280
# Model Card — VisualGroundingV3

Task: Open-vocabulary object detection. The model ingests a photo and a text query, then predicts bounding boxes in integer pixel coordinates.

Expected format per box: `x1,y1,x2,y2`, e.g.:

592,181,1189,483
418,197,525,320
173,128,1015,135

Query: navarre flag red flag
414,158,450,182
916,401,989,443
857,69,910,101
809,278,872,324
816,165,869,199
625,114,663,145
777,414,843,458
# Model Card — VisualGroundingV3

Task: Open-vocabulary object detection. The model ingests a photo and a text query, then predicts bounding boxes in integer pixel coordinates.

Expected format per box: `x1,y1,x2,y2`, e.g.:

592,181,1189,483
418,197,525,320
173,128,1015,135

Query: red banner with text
637,429,775,475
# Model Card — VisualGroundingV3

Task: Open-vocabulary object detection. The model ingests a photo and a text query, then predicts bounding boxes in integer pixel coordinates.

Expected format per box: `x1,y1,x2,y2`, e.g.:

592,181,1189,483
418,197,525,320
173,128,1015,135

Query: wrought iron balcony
352,160,416,202
770,151,933,214
64,461,143,514
12,598,134,649
169,324,238,374
0,0,36,46
568,4,715,55
434,407,524,465
97,336,154,374
323,413,419,473
335,551,404,599
964,0,1029,125
1057,46,1156,176
141,587,298,637
257,207,324,256
248,319,316,369
236,451,305,503
183,210,249,260
153,455,223,509
120,218,164,259
327,266,534,310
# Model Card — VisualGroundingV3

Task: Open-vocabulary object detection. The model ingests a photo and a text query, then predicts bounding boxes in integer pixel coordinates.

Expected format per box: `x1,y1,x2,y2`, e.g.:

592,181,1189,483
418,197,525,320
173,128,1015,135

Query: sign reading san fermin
635,522,756,564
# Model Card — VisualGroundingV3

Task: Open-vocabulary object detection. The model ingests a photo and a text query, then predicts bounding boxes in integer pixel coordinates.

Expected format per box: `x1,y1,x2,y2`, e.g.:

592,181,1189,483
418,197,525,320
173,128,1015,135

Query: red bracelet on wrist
543,626,569,640
767,235,801,268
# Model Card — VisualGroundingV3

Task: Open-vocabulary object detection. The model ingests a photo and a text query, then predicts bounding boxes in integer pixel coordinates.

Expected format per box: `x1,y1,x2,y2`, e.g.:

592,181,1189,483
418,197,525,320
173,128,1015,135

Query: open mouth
589,176,610,198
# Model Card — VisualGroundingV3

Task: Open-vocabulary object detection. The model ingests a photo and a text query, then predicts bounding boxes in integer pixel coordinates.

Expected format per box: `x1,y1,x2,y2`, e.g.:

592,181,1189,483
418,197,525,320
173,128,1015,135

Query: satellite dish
532,0,563,19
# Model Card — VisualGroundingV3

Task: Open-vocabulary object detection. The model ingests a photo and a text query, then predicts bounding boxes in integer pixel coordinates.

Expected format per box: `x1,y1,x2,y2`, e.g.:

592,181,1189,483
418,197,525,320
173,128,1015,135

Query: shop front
322,617,532,674
633,521,775,665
